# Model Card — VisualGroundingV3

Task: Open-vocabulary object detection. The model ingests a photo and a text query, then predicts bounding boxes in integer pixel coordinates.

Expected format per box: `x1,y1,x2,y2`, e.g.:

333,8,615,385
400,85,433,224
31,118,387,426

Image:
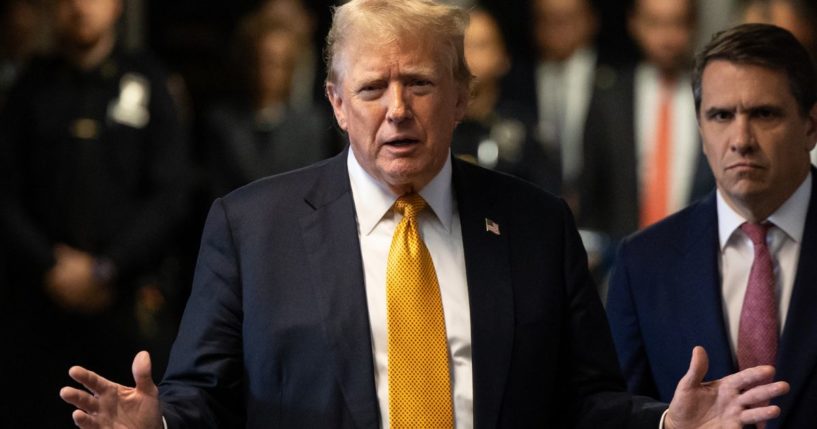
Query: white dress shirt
347,149,473,429
634,64,699,213
536,46,597,184
717,173,812,362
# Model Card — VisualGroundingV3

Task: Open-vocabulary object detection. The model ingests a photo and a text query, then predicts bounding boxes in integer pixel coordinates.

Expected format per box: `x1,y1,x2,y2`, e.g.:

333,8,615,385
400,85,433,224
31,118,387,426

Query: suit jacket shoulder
607,192,731,402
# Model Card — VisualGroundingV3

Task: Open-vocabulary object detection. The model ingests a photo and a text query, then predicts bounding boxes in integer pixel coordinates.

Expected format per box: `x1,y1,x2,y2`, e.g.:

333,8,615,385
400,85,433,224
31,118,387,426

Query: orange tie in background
386,193,453,429
641,82,673,228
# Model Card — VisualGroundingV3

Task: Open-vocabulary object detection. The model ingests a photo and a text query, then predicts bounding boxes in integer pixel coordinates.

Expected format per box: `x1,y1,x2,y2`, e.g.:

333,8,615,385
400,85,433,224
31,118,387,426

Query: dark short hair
692,23,817,116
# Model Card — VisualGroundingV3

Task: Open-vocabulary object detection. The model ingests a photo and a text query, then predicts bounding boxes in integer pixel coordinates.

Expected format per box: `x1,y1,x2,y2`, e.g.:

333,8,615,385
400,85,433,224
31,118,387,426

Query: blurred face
534,0,597,61
464,11,509,83
769,1,816,53
2,1,40,57
256,31,298,103
326,34,468,194
260,0,314,41
55,0,121,49
742,1,816,51
699,60,817,220
629,0,694,74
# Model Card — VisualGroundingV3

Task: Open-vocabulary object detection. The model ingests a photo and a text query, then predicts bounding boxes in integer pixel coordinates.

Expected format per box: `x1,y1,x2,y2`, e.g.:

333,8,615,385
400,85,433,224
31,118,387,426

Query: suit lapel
773,172,817,428
674,193,736,378
452,159,514,429
300,151,379,428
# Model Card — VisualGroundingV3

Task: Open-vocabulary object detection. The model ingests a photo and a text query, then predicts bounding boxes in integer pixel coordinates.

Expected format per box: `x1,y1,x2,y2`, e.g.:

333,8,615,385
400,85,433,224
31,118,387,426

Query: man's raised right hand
60,351,163,429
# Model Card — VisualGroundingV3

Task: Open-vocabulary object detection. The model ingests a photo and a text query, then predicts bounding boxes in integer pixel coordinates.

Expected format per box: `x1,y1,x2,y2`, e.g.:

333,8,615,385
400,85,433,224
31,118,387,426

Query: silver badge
108,73,150,128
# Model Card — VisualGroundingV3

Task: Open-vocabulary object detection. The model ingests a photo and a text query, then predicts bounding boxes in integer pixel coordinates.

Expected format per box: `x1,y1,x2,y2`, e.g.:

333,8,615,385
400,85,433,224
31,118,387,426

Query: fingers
722,364,777,392
132,350,157,393
738,381,790,408
678,345,709,390
68,365,114,396
72,409,100,429
59,386,99,414
740,405,782,425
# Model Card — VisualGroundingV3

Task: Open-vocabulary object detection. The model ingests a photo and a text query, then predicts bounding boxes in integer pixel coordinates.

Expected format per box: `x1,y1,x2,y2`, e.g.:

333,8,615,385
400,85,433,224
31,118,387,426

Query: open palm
665,347,789,429
60,351,163,429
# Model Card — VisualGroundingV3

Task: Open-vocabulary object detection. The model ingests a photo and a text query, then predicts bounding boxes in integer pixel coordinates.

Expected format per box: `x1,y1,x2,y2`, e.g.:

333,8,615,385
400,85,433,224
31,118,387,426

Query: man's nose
730,115,756,154
386,84,412,123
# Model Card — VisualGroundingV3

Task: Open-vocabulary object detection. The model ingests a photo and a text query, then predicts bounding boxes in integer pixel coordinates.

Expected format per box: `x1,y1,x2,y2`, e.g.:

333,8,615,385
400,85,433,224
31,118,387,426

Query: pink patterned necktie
737,222,778,371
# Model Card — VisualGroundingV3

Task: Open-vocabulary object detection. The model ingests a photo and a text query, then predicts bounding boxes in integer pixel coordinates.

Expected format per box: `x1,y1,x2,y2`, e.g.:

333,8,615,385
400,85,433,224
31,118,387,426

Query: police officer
0,0,189,426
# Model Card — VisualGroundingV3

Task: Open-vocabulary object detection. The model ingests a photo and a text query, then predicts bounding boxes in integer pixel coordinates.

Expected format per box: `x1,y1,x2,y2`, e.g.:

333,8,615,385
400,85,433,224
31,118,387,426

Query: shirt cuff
658,409,669,429
163,416,168,429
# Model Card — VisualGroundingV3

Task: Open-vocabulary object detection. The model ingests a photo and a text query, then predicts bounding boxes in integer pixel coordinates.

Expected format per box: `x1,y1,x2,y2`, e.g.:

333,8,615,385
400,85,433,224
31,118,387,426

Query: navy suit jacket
607,172,817,428
158,149,665,428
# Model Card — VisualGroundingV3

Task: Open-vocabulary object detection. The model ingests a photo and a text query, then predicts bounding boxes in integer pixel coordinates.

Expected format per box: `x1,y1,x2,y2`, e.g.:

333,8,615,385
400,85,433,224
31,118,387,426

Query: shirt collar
347,148,455,236
717,171,812,249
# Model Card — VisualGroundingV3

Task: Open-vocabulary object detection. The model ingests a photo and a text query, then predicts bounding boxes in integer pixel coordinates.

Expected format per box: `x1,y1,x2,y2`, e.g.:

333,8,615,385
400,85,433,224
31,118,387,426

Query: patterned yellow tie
387,193,453,429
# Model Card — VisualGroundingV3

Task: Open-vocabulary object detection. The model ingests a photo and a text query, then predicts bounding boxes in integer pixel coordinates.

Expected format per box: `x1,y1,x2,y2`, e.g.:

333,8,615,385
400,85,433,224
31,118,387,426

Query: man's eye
356,85,384,98
754,109,776,119
708,111,733,121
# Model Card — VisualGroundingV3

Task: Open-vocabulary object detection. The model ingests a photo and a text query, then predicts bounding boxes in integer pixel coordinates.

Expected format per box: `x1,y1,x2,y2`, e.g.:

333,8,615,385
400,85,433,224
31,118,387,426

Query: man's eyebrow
399,65,437,77
703,106,733,116
745,103,785,113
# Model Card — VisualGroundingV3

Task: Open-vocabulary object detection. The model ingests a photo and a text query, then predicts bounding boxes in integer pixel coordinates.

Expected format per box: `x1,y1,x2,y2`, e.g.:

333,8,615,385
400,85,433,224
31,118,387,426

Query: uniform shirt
0,48,188,280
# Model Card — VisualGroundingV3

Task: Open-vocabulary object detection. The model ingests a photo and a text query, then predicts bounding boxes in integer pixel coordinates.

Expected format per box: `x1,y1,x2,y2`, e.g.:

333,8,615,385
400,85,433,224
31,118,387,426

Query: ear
453,83,470,123
698,119,709,156
325,82,348,131
805,103,817,152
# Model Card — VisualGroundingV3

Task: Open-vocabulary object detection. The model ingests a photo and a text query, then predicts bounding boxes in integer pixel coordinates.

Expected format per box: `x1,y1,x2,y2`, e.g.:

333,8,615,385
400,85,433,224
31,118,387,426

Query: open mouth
384,139,419,147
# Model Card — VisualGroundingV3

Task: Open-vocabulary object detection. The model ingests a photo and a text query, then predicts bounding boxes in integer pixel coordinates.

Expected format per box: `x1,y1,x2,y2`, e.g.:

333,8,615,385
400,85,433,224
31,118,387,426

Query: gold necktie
387,193,453,428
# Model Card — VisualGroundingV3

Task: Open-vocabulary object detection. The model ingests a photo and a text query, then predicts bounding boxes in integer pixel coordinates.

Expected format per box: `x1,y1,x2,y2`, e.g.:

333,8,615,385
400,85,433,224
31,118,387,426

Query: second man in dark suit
607,23,817,428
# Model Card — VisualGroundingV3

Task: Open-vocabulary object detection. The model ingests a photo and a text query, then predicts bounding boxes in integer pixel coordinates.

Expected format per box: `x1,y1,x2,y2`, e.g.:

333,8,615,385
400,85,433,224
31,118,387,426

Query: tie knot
394,193,427,220
741,222,772,245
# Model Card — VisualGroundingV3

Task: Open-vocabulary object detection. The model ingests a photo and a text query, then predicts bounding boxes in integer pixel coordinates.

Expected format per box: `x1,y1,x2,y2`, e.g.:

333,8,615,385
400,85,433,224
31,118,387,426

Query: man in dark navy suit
607,24,817,429
58,2,788,428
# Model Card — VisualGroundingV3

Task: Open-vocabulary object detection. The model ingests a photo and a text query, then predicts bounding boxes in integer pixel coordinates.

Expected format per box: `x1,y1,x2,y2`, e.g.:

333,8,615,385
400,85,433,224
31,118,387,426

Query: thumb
132,351,157,393
679,346,709,390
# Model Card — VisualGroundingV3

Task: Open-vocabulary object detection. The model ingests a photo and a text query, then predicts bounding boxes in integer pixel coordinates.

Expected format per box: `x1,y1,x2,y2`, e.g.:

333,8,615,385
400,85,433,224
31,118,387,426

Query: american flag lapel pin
485,218,500,235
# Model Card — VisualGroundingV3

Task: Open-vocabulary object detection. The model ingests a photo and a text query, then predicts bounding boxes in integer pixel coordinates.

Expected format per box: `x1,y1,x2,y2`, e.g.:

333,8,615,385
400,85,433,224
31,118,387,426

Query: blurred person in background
0,0,189,425
740,0,817,58
581,0,713,242
503,0,601,210
203,13,336,199
0,0,46,386
258,0,325,109
452,8,555,192
0,0,47,109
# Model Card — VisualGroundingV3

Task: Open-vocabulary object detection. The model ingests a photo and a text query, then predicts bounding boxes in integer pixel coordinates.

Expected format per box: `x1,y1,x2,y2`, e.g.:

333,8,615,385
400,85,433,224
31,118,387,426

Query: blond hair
324,0,471,87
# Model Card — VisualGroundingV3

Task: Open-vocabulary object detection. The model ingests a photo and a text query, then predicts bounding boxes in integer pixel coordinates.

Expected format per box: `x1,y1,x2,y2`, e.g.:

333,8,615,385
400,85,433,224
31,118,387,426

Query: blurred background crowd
1,0,816,426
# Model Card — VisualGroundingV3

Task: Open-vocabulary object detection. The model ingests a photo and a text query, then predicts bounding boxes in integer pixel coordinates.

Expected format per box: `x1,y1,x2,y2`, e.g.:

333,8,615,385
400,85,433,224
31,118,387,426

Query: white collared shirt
536,46,597,183
347,149,473,429
634,64,700,213
717,173,812,361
